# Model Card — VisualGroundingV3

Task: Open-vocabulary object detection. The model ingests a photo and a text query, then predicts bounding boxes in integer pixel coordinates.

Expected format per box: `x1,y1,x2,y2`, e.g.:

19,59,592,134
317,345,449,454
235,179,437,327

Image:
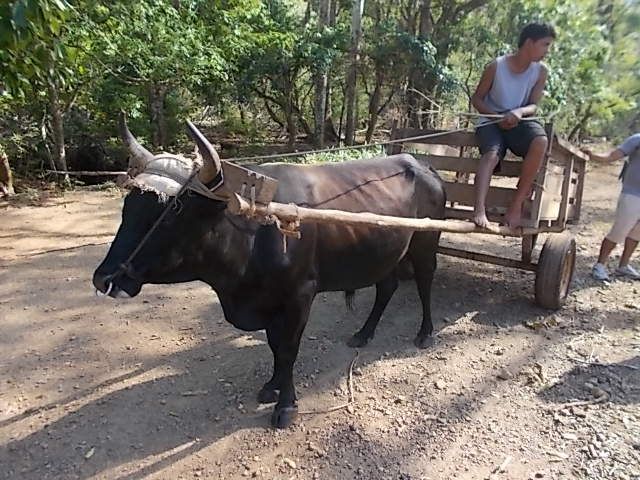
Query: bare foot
473,210,490,229
503,206,523,228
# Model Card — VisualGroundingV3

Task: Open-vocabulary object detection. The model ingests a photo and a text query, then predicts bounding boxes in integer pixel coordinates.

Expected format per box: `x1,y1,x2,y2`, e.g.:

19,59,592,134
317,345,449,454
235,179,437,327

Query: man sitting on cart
471,22,556,228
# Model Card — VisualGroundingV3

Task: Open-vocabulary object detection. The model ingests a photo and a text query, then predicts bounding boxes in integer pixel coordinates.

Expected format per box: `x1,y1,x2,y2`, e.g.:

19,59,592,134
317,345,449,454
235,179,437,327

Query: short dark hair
518,22,556,48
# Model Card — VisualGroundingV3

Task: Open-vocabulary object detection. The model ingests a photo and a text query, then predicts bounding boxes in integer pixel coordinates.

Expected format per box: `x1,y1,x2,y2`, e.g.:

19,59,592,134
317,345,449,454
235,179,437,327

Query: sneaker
615,264,640,280
592,263,610,281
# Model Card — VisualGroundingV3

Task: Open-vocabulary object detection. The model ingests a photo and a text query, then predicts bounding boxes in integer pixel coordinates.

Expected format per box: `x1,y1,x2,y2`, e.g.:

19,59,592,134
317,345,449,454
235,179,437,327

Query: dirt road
1,163,638,480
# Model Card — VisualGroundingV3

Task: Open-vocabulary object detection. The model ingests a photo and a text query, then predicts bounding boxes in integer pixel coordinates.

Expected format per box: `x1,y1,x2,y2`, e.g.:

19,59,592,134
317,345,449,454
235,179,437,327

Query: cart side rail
388,125,587,229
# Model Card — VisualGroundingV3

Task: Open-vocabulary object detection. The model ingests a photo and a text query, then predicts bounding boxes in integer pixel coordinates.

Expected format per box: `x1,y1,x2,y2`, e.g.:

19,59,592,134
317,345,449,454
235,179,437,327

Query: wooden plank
522,234,537,263
571,156,586,222
444,184,539,228
538,168,564,221
404,143,462,156
444,182,517,210
437,246,538,271
414,153,523,177
445,207,502,224
567,173,580,213
221,161,279,205
550,143,573,163
393,128,479,147
546,163,565,175
390,124,587,228
554,134,589,161
444,207,538,227
527,124,555,228
557,157,574,226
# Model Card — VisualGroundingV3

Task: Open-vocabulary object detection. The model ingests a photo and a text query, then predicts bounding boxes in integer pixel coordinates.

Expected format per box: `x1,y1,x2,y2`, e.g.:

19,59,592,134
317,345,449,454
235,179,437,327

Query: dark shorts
475,120,547,161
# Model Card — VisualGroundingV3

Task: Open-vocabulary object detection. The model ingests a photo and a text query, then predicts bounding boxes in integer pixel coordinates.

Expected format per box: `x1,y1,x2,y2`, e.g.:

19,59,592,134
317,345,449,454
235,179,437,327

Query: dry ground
0,161,638,480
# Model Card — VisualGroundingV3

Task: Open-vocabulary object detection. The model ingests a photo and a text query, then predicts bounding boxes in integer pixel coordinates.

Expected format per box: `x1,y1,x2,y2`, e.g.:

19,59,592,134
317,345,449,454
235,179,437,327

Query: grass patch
281,145,386,165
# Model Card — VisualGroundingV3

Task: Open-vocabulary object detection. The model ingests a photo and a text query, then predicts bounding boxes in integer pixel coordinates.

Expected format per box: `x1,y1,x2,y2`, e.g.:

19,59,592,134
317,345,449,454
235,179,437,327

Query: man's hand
499,109,522,130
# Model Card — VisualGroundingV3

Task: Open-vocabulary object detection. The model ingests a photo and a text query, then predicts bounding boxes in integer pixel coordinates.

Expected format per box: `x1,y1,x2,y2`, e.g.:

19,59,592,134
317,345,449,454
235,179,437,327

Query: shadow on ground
538,355,640,407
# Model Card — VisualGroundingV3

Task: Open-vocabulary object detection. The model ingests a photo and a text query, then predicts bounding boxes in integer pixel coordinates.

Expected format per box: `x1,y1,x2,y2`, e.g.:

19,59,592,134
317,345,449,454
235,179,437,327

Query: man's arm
503,65,549,127
471,61,498,115
521,65,548,116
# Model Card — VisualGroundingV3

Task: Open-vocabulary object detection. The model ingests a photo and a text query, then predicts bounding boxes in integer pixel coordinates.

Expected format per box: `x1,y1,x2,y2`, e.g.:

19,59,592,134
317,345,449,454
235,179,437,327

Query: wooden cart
387,124,588,309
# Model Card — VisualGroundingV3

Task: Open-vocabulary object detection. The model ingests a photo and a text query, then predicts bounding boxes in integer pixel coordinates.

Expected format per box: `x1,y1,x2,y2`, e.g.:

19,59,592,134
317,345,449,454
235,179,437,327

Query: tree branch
66,42,144,85
378,88,398,116
262,99,285,128
454,0,490,20
251,87,286,109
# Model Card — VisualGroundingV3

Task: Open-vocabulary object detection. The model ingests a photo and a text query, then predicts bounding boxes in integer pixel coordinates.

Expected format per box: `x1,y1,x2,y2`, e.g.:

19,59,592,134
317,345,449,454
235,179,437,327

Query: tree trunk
405,0,432,127
262,99,285,129
568,102,593,142
48,81,69,181
239,103,247,126
404,0,488,128
313,0,331,147
149,83,168,148
0,149,14,197
365,69,384,143
284,107,297,148
344,0,365,145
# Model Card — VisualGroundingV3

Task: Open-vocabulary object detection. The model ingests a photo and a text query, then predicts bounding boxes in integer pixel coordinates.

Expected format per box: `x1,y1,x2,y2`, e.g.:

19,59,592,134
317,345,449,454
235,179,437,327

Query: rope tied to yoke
237,180,302,252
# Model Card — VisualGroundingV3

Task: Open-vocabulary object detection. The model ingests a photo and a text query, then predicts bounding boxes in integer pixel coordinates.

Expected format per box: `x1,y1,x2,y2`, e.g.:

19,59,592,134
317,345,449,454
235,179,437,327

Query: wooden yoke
218,161,279,205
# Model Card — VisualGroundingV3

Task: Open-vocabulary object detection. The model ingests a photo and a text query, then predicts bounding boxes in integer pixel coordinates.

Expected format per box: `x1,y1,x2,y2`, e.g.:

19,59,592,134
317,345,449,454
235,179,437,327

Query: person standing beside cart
585,134,640,281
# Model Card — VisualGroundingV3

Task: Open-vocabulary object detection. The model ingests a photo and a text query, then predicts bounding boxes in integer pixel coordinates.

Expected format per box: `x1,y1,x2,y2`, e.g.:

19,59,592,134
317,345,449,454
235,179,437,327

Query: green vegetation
1,0,638,186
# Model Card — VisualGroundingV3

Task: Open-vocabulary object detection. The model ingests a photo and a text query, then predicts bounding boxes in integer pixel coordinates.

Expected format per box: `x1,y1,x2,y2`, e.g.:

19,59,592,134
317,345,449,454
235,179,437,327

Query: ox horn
119,111,154,172
186,121,221,185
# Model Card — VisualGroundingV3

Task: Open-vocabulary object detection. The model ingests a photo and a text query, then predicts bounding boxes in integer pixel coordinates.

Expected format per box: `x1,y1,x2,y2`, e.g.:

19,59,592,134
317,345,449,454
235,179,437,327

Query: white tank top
478,55,542,125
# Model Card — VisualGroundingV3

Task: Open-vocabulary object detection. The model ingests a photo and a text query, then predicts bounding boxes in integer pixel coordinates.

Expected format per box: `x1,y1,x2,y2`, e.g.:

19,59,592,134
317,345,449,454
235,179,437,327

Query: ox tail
344,290,356,311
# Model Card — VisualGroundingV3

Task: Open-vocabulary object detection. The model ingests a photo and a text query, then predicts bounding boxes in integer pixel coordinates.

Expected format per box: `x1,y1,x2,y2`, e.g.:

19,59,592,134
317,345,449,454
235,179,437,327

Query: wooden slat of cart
437,246,538,271
414,153,524,177
392,128,479,147
443,182,516,210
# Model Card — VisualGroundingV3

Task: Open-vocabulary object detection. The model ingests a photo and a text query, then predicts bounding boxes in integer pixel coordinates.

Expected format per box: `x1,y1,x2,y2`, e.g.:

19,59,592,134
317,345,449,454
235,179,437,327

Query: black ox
93,119,446,428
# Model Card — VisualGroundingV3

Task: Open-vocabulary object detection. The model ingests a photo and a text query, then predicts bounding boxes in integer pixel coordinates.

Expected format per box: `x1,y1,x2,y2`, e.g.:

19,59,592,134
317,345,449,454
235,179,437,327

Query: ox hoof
347,333,370,348
271,405,298,429
414,335,435,349
257,387,279,404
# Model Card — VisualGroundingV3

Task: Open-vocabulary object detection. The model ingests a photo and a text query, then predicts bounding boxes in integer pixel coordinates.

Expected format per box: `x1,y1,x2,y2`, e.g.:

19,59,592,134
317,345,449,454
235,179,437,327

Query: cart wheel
535,233,576,309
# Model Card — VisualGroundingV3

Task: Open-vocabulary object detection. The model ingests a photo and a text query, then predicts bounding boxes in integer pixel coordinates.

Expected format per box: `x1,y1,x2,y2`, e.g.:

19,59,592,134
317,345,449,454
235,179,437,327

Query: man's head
518,22,556,61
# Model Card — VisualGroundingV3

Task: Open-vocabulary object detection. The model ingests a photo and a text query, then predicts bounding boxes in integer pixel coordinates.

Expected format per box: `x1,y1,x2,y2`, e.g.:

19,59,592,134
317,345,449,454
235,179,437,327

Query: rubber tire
535,233,576,309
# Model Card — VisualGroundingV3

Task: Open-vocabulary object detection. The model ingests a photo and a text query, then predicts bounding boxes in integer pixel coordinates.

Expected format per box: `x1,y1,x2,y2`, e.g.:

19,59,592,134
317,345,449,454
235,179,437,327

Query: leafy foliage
0,0,72,96
0,0,638,182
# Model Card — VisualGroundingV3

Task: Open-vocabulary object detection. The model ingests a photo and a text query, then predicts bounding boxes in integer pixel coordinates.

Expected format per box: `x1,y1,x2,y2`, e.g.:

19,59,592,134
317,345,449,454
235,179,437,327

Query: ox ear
119,111,154,173
186,120,221,185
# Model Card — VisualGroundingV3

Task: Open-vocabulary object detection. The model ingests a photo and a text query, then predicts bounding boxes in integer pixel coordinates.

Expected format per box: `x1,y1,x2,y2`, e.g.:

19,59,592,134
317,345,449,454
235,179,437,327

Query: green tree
84,0,228,148
0,0,80,176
